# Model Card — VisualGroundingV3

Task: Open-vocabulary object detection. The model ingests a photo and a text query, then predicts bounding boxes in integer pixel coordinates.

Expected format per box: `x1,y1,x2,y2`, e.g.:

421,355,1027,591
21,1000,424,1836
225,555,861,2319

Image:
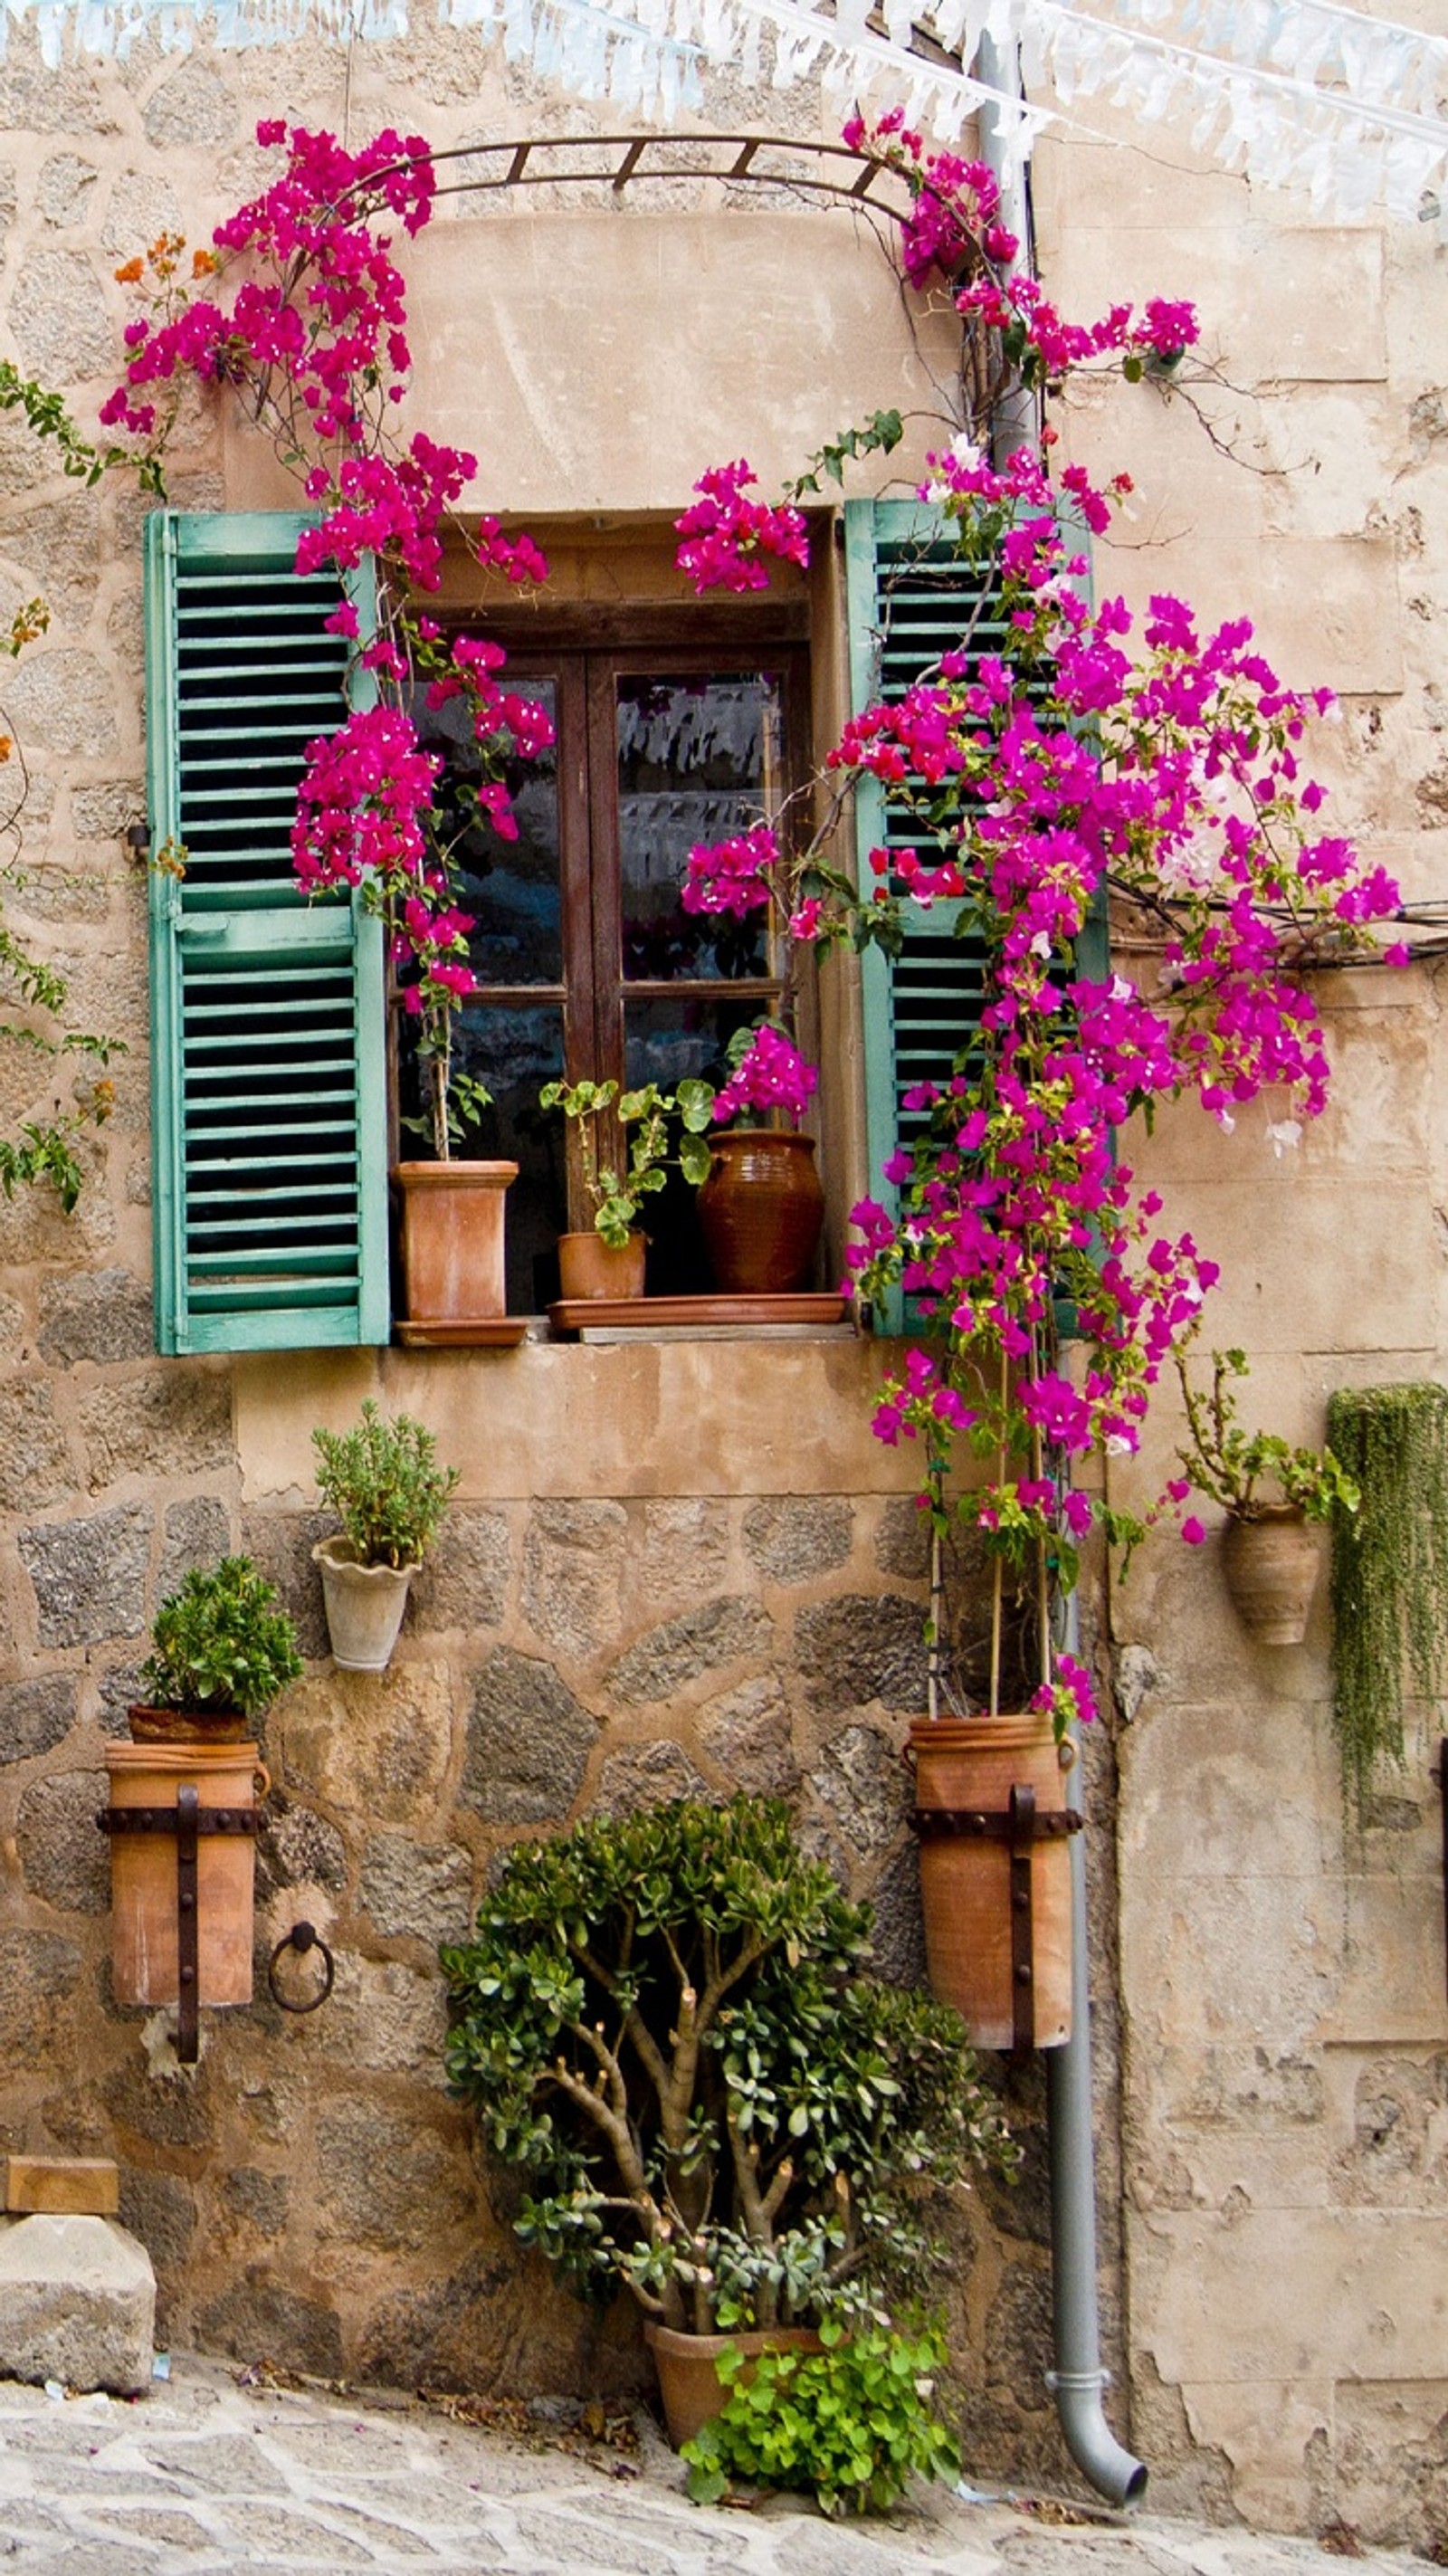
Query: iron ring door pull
267,1920,336,2013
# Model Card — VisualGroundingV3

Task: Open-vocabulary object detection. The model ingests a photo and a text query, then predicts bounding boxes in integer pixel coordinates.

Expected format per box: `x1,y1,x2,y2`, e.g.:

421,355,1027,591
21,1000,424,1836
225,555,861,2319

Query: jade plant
312,1400,459,1569
682,2319,961,2516
441,1795,1016,2338
138,1556,302,1719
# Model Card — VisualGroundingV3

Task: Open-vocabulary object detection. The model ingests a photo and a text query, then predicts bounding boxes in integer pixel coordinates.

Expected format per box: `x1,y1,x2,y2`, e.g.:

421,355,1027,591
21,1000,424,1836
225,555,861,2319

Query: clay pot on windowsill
392,1159,518,1331
643,2321,824,2450
1221,1505,1324,1646
696,1130,824,1293
908,1713,1081,2052
557,1230,646,1302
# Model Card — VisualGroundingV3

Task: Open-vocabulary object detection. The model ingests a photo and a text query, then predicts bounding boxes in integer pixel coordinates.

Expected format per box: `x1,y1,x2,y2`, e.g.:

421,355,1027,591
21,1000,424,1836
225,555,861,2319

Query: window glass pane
616,673,781,982
623,994,763,1096
412,675,562,984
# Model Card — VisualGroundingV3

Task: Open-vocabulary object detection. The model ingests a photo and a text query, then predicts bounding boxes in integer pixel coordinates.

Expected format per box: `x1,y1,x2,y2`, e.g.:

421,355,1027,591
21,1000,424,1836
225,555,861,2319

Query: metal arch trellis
418,129,920,216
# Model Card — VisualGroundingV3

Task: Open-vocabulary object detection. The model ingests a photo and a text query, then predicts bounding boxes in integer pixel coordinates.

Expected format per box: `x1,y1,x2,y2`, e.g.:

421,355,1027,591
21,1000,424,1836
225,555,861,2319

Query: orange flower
113,256,144,284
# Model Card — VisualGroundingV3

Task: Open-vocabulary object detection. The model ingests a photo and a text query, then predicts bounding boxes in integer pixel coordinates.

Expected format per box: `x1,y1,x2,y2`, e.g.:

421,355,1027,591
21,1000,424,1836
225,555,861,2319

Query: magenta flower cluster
672,113,1404,1728
108,122,551,1153
674,462,810,595
710,1026,819,1128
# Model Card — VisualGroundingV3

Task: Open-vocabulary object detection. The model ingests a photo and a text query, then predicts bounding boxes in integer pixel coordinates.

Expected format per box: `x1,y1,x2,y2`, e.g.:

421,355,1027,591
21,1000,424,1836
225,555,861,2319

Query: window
406,628,811,1309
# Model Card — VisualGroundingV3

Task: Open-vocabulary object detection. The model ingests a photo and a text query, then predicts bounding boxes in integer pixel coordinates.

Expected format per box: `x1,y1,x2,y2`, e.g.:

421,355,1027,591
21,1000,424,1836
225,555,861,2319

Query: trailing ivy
1326,1382,1448,1815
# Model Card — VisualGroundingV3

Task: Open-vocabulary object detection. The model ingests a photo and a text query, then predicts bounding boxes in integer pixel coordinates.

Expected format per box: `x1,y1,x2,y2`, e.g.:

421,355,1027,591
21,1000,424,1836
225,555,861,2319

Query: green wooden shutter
146,510,388,1354
844,495,1096,1331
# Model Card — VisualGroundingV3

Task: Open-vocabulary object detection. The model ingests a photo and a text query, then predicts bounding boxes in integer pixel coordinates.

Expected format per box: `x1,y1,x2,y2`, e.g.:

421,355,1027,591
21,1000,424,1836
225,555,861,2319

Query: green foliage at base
682,2321,961,2517
1327,1381,1448,1816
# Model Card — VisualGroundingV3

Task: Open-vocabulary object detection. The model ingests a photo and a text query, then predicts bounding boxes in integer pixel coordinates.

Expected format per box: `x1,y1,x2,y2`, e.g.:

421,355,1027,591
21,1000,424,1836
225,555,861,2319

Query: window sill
545,1293,853,1341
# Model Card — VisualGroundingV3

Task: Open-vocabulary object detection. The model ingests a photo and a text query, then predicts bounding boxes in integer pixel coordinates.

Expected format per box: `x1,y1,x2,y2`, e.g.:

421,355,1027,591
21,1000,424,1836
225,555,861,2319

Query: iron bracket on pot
96,1797,262,2066
909,1788,1084,2053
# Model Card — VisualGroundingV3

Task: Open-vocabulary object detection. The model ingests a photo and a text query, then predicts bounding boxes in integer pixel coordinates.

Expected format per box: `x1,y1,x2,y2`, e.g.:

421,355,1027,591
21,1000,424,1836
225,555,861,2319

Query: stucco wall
1035,113,1448,2543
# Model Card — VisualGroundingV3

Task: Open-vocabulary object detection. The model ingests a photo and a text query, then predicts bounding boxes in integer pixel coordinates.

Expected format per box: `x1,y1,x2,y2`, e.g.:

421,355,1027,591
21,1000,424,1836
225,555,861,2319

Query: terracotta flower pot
643,2320,824,2450
557,1230,646,1301
909,1713,1080,2051
312,1535,414,1673
696,1130,824,1293
392,1159,517,1323
103,1740,271,2009
1221,1505,1323,1645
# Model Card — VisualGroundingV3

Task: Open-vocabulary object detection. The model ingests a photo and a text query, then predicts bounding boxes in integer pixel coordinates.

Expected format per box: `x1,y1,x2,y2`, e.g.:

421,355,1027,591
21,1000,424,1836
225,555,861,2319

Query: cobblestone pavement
0,2355,1419,2575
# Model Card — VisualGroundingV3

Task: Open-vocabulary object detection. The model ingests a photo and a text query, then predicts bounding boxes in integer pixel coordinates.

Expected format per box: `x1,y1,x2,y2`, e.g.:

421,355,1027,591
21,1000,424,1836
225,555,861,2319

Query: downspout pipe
1045,1636,1148,2506
975,33,1149,2501
974,28,1040,469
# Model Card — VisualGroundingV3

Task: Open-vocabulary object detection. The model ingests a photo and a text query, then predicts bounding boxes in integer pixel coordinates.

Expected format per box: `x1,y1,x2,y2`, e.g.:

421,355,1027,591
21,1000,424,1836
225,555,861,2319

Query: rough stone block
462,1646,597,1825
5,2156,118,2217
18,1503,151,1647
0,2213,154,2394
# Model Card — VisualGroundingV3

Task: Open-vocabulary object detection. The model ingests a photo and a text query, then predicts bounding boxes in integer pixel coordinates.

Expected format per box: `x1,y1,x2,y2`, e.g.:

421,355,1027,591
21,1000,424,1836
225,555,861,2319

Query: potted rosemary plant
311,1400,459,1671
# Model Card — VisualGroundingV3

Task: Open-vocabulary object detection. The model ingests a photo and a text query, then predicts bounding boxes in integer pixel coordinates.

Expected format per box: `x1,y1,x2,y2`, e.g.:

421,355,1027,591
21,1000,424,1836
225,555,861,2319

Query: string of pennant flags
7,0,1446,222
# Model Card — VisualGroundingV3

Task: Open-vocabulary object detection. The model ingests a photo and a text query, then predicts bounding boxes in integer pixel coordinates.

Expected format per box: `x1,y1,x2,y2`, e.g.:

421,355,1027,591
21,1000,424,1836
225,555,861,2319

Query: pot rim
311,1534,419,1579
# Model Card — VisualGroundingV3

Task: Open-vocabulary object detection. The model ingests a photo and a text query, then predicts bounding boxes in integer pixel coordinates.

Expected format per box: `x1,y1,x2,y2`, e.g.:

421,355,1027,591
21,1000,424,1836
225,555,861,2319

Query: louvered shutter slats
147,511,388,1353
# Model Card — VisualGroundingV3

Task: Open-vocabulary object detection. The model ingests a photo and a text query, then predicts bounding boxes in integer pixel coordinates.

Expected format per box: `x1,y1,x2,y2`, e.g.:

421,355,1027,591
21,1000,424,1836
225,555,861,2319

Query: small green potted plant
1168,1345,1359,1644
130,1555,303,1743
441,1795,1015,2449
310,1400,459,1672
539,1074,713,1300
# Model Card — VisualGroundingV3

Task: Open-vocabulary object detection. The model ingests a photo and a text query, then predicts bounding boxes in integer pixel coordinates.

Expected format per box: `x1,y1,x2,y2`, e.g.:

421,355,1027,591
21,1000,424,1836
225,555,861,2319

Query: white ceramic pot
311,1536,416,1673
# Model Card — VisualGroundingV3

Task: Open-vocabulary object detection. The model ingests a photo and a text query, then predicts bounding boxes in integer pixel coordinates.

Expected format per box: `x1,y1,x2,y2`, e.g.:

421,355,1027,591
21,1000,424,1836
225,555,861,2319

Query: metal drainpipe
1044,1594,1148,2505
974,33,1149,2504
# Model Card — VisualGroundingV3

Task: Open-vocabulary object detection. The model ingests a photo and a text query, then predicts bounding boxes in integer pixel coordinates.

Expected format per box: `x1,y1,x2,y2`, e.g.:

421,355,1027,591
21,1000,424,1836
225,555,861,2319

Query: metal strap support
1009,1780,1035,2055
96,1800,261,2065
908,1789,1086,2056
96,1807,260,1837
176,1784,199,2066
907,1803,1084,1843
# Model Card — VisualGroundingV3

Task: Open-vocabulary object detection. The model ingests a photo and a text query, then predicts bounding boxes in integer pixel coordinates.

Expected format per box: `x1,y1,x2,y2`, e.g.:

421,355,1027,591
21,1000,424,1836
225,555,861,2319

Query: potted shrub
441,1795,1016,2448
538,1076,712,1300
129,1555,302,1745
106,1555,298,2041
1168,1346,1359,1645
310,1400,459,1671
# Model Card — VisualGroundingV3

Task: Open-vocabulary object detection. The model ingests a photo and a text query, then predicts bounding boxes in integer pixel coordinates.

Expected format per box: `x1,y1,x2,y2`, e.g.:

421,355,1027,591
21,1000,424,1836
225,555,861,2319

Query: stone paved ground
0,2356,1419,2575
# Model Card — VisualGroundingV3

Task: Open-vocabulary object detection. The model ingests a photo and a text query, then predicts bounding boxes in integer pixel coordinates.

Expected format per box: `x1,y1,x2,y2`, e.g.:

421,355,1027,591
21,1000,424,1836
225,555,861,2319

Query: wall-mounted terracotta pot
1221,1506,1322,1646
102,1741,270,2012
908,1713,1080,2051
